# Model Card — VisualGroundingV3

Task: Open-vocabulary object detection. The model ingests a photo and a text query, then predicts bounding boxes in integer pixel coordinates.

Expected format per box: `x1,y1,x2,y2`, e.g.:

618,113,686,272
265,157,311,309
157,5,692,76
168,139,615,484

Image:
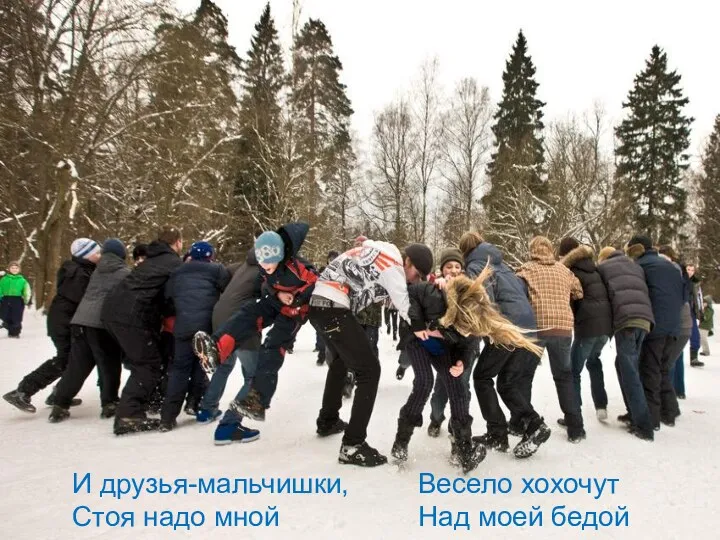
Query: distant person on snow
0,261,32,338
3,239,100,413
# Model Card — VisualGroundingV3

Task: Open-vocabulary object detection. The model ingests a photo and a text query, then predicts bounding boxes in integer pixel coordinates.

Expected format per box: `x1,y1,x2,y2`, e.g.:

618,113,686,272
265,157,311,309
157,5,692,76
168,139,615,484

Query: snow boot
184,401,198,417
391,417,416,463
472,432,509,453
230,388,265,422
100,402,118,419
628,425,654,441
396,366,406,380
114,417,160,435
317,418,348,437
3,389,36,413
513,418,552,459
45,388,81,407
158,419,177,433
617,412,632,425
568,427,587,443
427,420,441,438
48,405,70,423
338,441,388,467
196,409,222,424
507,417,527,437
451,421,487,474
557,418,567,427
214,422,260,445
690,349,705,367
193,331,221,374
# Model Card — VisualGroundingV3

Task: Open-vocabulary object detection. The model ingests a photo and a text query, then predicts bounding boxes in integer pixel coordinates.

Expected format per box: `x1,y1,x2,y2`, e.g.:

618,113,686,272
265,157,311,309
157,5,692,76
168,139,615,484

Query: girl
391,265,543,473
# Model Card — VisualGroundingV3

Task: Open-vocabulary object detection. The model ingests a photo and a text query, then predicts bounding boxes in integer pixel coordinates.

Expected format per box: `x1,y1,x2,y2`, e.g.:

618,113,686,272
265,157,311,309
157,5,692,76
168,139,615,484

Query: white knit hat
71,238,101,259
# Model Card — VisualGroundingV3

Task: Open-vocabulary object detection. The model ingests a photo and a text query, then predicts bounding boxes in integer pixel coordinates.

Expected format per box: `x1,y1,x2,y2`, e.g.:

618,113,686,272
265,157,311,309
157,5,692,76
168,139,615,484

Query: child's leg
700,329,711,355
398,341,435,426
428,376,448,426
218,349,259,426
7,297,24,336
200,349,239,412
160,338,197,423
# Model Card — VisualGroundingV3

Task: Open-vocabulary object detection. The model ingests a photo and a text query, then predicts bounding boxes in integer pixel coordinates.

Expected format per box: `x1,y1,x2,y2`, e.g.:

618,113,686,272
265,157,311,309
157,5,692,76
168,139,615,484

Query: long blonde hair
440,265,543,357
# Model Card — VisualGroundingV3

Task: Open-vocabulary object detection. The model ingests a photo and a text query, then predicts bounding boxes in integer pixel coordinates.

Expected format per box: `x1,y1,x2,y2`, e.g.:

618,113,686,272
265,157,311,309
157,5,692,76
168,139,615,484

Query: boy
3,239,100,413
193,223,317,421
0,261,32,338
159,241,230,431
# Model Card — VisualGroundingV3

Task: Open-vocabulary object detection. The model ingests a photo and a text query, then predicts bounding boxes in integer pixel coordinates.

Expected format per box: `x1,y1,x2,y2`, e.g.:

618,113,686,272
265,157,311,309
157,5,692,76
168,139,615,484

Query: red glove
161,316,176,334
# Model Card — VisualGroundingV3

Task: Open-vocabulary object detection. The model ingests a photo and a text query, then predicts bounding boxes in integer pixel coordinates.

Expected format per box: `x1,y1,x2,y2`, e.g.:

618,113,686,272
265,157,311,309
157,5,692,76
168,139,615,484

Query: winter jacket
47,257,97,338
561,245,612,338
516,242,583,337
630,247,684,337
670,262,693,335
212,250,262,350
689,275,703,319
700,296,714,331
71,253,130,329
464,242,537,333
166,260,230,340
397,282,478,369
0,273,31,304
597,250,654,333
101,241,182,330
259,222,318,319
314,239,411,323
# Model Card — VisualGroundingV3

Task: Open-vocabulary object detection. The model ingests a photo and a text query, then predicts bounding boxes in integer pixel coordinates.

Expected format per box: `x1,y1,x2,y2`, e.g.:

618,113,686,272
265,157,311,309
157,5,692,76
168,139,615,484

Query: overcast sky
176,0,719,165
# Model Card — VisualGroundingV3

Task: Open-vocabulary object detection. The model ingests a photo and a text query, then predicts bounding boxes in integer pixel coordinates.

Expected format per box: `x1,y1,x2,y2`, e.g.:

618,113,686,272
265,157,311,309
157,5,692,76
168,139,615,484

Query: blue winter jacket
635,249,684,337
166,260,231,340
465,242,537,333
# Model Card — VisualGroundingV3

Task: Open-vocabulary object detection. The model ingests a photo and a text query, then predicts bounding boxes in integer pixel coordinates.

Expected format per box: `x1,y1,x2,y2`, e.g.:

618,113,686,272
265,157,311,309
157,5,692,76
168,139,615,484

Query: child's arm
289,258,318,307
23,278,32,305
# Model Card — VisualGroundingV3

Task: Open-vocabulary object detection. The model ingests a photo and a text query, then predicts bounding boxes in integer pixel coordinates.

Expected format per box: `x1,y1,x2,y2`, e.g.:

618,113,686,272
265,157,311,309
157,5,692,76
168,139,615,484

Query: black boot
48,405,70,423
45,388,81,407
114,417,160,435
427,419,441,438
451,420,487,474
101,402,118,419
391,417,416,463
513,418,552,458
690,349,705,367
3,389,36,413
317,418,348,437
230,388,265,421
472,432,509,453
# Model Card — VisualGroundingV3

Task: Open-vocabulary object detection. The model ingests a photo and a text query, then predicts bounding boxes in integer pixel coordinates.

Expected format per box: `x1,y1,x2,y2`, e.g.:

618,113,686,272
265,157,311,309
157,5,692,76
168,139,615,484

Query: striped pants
399,339,472,428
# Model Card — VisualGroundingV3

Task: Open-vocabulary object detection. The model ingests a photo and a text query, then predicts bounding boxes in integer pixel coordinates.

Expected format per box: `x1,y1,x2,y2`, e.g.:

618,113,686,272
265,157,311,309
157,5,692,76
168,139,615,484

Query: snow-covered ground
1,310,719,539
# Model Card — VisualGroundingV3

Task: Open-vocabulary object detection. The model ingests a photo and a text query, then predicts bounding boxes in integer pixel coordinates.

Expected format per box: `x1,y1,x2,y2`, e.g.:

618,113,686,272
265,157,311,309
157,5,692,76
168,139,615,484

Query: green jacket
700,296,714,331
0,273,32,304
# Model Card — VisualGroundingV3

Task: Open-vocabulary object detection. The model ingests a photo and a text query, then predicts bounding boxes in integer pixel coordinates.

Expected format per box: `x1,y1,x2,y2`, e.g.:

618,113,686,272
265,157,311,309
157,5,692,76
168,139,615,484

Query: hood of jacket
626,243,647,260
529,237,556,265
246,247,258,266
277,222,309,260
96,252,127,274
466,242,504,268
562,245,595,272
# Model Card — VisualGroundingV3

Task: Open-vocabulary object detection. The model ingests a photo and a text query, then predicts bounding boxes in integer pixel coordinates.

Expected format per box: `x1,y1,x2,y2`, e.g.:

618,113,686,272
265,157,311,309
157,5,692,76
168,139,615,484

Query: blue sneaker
196,409,222,424
214,423,260,446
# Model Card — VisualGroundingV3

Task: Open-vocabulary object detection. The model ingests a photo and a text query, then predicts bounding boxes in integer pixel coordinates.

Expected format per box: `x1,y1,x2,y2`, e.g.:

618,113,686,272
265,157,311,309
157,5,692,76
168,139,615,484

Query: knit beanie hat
190,241,214,261
439,248,464,273
102,238,127,259
132,244,148,261
255,231,285,265
404,244,434,277
627,234,652,251
71,238,101,259
558,237,580,257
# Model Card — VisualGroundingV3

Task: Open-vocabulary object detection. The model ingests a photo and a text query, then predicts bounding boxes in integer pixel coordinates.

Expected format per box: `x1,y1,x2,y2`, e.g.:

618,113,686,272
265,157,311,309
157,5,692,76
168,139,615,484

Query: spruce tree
234,3,286,236
615,45,693,244
291,18,354,225
483,30,546,261
696,115,720,293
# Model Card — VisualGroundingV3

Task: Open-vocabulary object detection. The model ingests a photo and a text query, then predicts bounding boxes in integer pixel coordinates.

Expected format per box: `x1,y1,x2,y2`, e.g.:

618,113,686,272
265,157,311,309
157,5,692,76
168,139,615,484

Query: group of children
1,224,714,474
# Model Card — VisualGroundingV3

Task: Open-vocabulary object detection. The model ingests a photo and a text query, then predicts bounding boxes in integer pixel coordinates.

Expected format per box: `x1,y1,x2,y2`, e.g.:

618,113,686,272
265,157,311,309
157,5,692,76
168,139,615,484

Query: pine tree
483,30,546,262
696,115,720,294
291,18,354,227
615,45,693,244
234,3,286,240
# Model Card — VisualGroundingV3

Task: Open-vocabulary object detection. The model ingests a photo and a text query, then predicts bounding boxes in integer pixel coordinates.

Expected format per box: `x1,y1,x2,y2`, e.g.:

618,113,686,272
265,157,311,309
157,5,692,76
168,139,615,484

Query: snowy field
2,310,720,539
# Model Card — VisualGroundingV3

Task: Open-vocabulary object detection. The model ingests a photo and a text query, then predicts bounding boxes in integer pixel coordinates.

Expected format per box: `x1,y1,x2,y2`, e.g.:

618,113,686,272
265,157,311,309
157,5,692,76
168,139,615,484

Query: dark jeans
401,339,471,428
571,335,609,409
1,296,25,336
18,329,72,397
312,306,380,447
107,322,164,419
161,338,208,423
540,336,584,434
219,349,259,426
474,344,541,437
690,316,700,353
614,328,653,434
639,334,681,426
54,325,122,408
666,331,689,397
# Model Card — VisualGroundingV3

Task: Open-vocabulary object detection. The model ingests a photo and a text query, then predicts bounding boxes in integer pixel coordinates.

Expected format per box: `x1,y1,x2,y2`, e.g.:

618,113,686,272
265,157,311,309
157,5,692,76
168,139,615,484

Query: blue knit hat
190,241,214,261
102,238,126,259
255,231,285,265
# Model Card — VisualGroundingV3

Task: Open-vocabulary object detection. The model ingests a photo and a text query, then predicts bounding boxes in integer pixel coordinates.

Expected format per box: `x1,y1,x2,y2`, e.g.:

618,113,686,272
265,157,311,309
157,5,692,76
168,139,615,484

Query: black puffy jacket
102,241,182,330
562,245,612,338
166,260,230,340
47,257,97,339
597,250,654,333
